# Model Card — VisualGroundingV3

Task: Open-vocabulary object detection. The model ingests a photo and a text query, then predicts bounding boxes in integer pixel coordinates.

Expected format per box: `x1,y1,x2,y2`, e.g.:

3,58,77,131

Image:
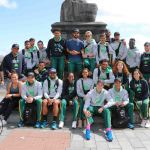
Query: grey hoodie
43,77,63,99
84,88,114,110
93,67,115,85
83,39,97,58
126,48,141,68
108,86,129,105
110,41,127,60
21,80,43,100
96,42,116,64
38,47,48,62
77,78,94,98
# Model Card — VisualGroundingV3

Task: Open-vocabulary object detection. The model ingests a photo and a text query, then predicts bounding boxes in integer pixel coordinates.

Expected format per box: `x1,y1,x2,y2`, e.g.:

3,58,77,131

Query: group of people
0,28,150,142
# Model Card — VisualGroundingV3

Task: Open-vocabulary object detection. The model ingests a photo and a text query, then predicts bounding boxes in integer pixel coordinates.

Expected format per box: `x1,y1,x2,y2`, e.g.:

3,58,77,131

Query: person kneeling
18,72,43,128
108,78,134,129
42,68,63,130
83,80,113,142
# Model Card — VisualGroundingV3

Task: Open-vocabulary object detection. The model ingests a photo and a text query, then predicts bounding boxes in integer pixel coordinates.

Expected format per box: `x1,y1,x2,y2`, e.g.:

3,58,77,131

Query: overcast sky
0,0,149,55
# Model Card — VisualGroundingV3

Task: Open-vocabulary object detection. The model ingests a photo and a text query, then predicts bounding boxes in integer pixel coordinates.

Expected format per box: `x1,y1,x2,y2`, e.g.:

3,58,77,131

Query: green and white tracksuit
108,86,134,124
77,78,94,120
59,80,78,122
126,48,141,72
110,41,127,61
93,67,115,87
43,77,63,99
96,42,116,65
83,39,97,72
19,80,43,121
84,88,113,128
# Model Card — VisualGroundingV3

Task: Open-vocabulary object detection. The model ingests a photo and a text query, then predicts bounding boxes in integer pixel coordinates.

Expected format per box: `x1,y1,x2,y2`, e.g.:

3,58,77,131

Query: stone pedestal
51,22,107,42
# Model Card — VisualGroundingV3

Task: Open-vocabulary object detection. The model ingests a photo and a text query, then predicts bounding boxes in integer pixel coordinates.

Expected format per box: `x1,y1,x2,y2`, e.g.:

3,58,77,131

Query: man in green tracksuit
59,73,79,129
108,78,134,129
140,42,150,90
46,29,66,79
18,72,43,128
83,80,113,141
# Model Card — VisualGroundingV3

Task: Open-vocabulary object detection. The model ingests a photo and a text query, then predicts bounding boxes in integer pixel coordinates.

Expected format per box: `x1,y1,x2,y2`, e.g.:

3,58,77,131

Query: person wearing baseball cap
108,77,134,129
1,43,26,81
66,28,84,79
42,68,63,129
140,42,150,91
83,80,114,141
18,72,43,128
110,32,127,62
46,28,66,79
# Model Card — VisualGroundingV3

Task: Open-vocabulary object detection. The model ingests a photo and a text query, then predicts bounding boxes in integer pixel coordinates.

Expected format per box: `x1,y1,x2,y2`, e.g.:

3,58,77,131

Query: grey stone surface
60,0,98,22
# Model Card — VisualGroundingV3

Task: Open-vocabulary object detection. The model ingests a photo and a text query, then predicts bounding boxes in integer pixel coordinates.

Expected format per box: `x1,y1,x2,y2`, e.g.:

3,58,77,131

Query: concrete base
51,22,107,42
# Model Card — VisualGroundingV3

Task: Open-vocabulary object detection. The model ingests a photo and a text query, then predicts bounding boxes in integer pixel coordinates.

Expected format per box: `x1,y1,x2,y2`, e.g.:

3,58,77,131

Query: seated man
59,72,78,129
83,80,113,142
93,59,115,89
18,72,43,128
34,61,48,85
42,68,63,129
108,78,134,129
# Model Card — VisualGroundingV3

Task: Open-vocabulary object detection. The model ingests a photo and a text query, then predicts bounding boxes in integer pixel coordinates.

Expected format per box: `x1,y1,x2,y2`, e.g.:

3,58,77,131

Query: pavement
0,88,150,150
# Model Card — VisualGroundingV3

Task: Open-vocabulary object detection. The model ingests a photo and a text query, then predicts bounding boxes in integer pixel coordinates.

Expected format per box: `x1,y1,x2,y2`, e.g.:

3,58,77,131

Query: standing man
2,44,25,80
42,68,63,129
66,28,84,78
110,32,127,62
126,38,141,73
46,29,66,79
37,40,50,68
18,72,43,128
140,42,150,90
22,40,37,75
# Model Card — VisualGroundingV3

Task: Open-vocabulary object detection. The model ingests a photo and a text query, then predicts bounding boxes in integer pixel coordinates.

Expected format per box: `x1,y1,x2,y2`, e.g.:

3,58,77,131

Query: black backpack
97,68,109,80
23,102,37,126
111,107,130,128
47,78,59,94
81,79,90,95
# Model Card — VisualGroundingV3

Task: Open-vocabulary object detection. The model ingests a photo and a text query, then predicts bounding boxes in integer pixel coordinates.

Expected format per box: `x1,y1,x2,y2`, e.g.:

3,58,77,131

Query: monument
51,0,107,42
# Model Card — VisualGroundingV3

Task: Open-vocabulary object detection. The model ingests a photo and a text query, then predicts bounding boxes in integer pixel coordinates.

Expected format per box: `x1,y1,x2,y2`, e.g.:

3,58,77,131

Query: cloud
87,0,150,52
0,0,17,9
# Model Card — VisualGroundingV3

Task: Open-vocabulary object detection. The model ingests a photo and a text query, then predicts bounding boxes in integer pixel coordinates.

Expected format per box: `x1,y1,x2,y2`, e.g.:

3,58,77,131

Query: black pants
0,97,20,120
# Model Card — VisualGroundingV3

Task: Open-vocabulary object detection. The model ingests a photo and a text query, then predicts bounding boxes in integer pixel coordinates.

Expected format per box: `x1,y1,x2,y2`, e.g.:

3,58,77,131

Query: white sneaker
141,119,146,127
72,121,77,129
2,119,7,125
58,121,64,129
145,120,150,128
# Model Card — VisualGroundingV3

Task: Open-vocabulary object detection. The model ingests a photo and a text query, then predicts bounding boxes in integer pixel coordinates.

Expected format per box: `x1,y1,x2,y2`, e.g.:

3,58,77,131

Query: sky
0,0,149,55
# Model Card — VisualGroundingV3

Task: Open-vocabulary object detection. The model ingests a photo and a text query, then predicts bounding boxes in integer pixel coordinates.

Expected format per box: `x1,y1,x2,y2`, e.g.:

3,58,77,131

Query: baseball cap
49,68,57,73
27,72,35,77
12,44,19,49
72,28,80,33
114,32,120,36
144,42,150,46
114,78,122,83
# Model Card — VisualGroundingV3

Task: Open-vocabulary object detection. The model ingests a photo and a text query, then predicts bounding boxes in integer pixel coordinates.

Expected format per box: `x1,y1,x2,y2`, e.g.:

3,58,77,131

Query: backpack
47,78,59,94
22,49,40,63
23,102,37,126
97,68,110,80
111,107,130,128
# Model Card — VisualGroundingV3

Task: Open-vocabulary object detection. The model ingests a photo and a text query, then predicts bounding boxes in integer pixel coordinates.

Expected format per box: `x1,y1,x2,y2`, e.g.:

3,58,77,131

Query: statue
60,0,98,22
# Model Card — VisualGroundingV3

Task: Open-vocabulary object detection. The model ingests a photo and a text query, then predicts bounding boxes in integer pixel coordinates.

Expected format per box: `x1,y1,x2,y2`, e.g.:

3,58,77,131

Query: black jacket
61,79,77,101
130,79,149,100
